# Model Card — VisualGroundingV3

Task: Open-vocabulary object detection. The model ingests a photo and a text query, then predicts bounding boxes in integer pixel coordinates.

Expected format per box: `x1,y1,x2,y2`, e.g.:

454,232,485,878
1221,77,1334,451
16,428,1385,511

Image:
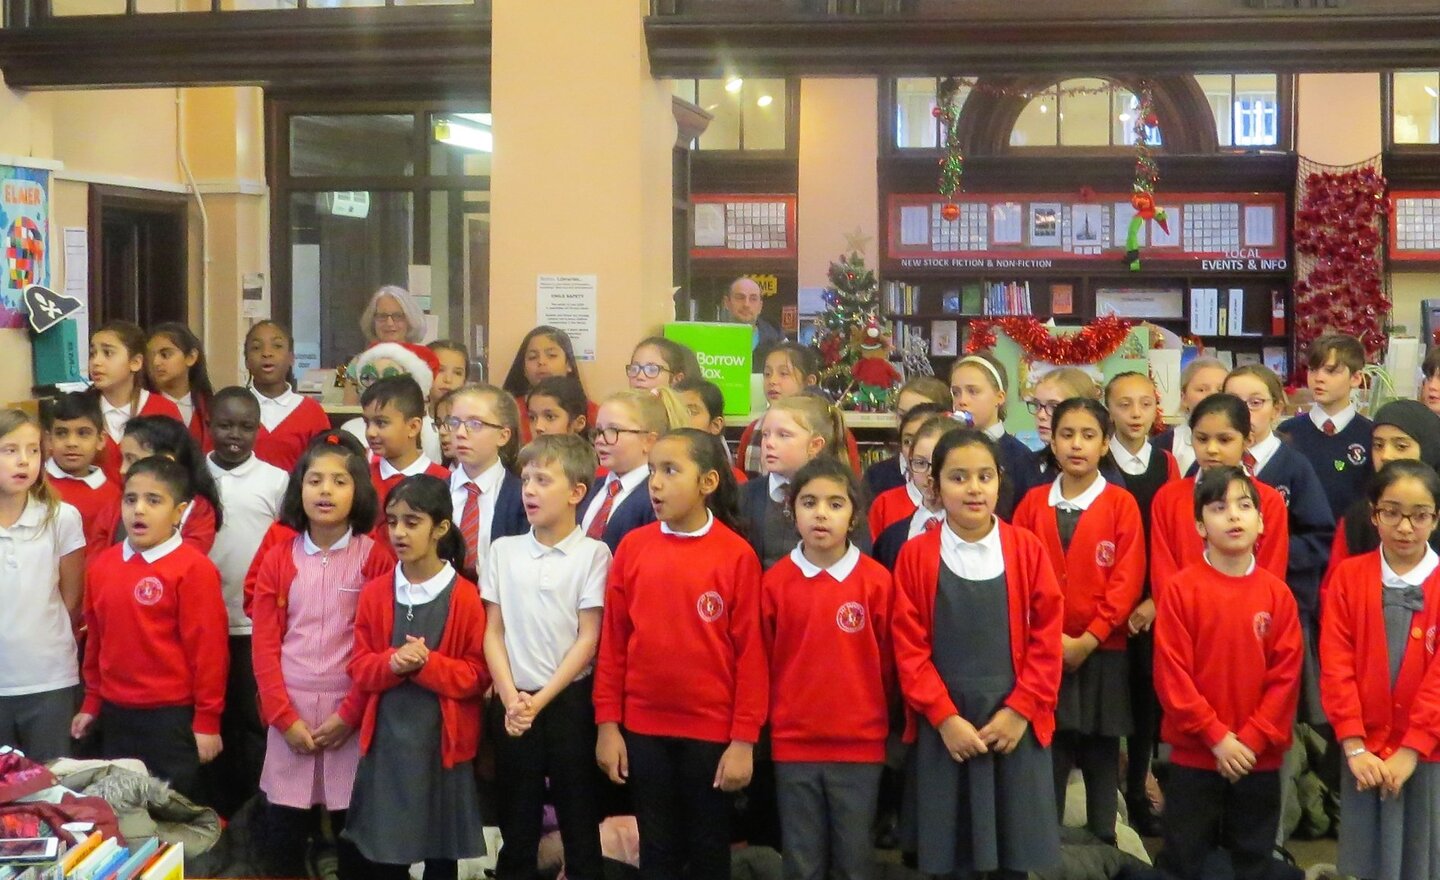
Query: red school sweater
250,533,396,732
368,457,451,528
890,521,1064,745
1154,561,1302,771
868,484,919,543
80,540,230,733
1320,552,1440,762
1149,475,1289,605
96,393,184,487
253,396,331,474
761,551,894,762
1012,481,1146,650
348,571,490,768
593,521,769,744
48,467,121,563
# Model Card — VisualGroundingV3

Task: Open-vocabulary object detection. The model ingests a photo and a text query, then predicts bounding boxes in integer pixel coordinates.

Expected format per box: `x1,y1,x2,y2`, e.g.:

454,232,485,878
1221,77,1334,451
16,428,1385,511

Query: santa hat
354,342,440,397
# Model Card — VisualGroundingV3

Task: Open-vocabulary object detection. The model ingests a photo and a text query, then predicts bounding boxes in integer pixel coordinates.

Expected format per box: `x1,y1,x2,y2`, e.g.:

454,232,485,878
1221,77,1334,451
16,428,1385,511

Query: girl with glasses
625,337,701,392
444,384,527,582
579,389,687,554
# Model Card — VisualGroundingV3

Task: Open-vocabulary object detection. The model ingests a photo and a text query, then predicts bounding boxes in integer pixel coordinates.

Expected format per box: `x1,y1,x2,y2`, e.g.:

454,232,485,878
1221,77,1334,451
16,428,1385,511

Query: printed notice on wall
536,274,597,361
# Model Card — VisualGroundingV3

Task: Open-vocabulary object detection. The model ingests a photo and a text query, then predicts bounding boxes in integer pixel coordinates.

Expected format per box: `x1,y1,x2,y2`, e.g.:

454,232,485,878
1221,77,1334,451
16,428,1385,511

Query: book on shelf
1262,345,1288,377
1192,286,1276,337
961,282,984,315
984,281,1032,316
931,320,959,356
1051,283,1074,315
941,290,961,314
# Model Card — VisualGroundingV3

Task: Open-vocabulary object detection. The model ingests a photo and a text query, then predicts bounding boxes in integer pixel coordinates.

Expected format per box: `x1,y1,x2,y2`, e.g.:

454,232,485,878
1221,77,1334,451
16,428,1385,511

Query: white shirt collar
303,529,352,555
768,473,790,504
789,543,861,581
252,383,300,408
121,531,183,564
940,516,1005,580
1310,402,1357,433
395,562,456,606
2,497,47,531
1248,433,1282,476
207,453,261,480
1382,546,1440,588
379,454,436,480
1203,550,1257,576
45,458,107,489
982,421,1005,441
660,509,715,538
1048,473,1106,511
608,464,651,495
905,480,924,507
525,525,588,558
1108,436,1153,475
907,504,944,539
451,458,506,496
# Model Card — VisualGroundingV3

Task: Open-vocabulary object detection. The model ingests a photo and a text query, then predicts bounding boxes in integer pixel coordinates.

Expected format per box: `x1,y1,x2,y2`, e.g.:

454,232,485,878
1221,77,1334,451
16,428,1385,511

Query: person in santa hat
341,342,444,463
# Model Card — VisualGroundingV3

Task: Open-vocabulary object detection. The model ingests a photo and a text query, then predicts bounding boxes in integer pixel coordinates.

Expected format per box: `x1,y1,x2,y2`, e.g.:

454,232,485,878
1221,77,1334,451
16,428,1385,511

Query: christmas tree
814,251,901,411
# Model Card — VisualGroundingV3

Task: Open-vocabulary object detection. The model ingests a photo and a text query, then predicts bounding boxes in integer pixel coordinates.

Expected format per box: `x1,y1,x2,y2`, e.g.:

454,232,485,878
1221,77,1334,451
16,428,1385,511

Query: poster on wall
1,165,49,330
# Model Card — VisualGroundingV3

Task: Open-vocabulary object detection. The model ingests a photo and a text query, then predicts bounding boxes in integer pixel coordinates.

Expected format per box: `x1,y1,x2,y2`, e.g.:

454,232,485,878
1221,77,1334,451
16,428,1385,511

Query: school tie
1242,451,1258,474
461,483,482,573
1322,419,1337,436
924,517,942,533
586,479,622,541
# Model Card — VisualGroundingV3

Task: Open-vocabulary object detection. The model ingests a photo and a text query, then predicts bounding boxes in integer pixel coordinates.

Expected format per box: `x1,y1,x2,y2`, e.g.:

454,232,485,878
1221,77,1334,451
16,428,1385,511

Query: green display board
664,321,753,416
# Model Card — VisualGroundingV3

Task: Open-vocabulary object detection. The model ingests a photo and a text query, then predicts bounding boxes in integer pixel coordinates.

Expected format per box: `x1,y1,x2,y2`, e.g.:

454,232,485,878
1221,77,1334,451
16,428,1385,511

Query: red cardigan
253,396,331,474
891,521,1064,745
243,522,297,619
1012,480,1145,651
868,485,919,542
349,570,490,768
1320,552,1440,762
250,533,395,732
1150,475,1289,605
96,392,184,487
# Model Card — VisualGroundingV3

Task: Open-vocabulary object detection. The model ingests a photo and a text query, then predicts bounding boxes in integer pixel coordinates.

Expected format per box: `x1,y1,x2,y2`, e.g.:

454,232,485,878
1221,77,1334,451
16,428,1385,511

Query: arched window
1008,78,1155,148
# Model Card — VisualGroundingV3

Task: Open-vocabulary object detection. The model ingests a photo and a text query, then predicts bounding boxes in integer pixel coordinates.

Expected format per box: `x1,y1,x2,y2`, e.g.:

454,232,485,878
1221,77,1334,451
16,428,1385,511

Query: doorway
88,185,190,327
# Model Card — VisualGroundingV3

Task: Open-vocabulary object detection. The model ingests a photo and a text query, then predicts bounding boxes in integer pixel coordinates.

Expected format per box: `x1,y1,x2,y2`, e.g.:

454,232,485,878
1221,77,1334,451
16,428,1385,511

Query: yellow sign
746,274,779,298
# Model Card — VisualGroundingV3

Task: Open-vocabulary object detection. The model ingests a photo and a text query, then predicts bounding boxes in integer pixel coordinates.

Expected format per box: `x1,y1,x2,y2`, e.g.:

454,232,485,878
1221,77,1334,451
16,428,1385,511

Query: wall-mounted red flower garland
965,315,1134,365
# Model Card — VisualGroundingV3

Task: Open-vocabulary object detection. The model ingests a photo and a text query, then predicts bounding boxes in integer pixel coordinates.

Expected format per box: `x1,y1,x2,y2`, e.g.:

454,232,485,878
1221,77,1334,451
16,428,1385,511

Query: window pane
670,80,698,104
1058,78,1112,146
742,78,787,150
1233,74,1278,146
1011,90,1057,147
1394,71,1440,145
896,77,939,148
429,112,492,176
289,114,415,176
1195,74,1233,146
49,0,124,14
696,79,742,150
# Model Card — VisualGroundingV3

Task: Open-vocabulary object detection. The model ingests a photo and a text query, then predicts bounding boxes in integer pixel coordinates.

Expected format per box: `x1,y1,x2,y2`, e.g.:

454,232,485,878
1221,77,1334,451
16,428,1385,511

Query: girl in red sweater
244,321,331,474
90,320,184,485
594,429,767,880
146,323,215,452
1321,460,1440,880
891,429,1063,879
344,474,488,880
1013,398,1144,844
762,456,893,880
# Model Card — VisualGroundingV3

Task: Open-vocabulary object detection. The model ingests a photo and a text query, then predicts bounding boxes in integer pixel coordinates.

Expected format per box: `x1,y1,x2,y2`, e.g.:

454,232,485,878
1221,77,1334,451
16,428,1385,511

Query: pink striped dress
258,533,370,810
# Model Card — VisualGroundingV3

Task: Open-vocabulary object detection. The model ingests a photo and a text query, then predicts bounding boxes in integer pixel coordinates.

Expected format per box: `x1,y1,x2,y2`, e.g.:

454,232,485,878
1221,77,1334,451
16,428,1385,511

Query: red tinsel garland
1292,166,1387,366
965,315,1134,365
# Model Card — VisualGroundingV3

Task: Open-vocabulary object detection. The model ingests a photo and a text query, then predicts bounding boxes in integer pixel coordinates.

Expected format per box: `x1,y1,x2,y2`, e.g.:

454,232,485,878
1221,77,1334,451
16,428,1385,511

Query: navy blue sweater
1255,442,1336,620
996,432,1038,522
1276,412,1372,521
864,455,906,498
579,477,657,554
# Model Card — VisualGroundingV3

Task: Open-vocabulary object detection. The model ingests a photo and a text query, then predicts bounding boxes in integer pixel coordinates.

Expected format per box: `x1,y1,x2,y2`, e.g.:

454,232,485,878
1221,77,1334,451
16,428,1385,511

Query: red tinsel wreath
965,315,1134,365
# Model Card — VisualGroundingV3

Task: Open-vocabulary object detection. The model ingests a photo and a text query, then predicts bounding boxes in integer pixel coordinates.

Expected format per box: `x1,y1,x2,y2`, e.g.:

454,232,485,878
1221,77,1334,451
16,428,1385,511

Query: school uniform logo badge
1276,485,1292,507
1347,444,1367,466
836,602,866,633
133,577,164,606
1095,541,1116,568
697,591,724,622
1252,611,1272,640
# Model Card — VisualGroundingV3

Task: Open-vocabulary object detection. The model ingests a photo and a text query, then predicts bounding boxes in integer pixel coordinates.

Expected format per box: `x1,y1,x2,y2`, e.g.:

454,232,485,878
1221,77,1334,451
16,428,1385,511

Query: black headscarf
1342,400,1440,555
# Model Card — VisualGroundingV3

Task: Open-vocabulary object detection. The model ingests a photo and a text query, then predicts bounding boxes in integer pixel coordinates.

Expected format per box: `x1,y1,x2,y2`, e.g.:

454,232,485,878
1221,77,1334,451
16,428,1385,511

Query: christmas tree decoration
1124,83,1166,271
813,251,898,411
936,77,965,202
965,315,1134,365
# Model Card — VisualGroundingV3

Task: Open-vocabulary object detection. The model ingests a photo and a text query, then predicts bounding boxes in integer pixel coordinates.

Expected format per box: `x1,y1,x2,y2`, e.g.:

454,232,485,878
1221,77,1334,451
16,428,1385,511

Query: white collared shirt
100,389,150,442
1382,546,1440,589
982,421,1006,442
1203,550,1256,577
164,392,194,428
904,480,924,507
379,453,438,481
1248,433,1282,477
1310,402,1357,435
0,498,84,696
122,531,183,564
1171,423,1196,478
208,453,289,633
1109,436,1154,476
660,509,715,538
768,473,790,504
580,466,650,534
483,526,610,692
907,505,945,539
790,543,861,581
304,529,353,555
252,384,305,432
451,459,506,570
395,562,456,607
1048,473,1106,511
45,458,107,489
940,517,1004,580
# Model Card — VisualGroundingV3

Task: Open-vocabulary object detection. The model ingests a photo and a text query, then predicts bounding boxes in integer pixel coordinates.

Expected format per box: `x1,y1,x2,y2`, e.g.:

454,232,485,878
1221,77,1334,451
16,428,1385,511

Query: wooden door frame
87,184,191,326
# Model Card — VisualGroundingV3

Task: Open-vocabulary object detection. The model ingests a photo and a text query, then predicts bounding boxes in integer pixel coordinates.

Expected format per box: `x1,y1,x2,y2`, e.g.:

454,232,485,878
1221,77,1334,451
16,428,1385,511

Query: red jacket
182,396,211,454
761,551,893,762
80,540,229,734
96,393,184,487
250,533,395,733
1320,552,1440,762
243,522,298,619
868,485,919,542
47,469,120,564
736,418,864,477
349,570,489,768
90,495,218,558
253,397,331,474
594,521,768,744
1154,561,1302,771
891,521,1064,745
1150,476,1289,605
1013,481,1145,650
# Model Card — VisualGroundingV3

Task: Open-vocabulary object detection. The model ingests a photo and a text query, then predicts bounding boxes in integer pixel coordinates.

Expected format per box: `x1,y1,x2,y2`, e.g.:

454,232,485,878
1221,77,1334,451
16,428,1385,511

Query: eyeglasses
1374,505,1438,529
1239,397,1275,411
444,416,506,434
595,426,651,445
1025,400,1059,416
625,362,671,380
908,457,932,474
374,311,408,325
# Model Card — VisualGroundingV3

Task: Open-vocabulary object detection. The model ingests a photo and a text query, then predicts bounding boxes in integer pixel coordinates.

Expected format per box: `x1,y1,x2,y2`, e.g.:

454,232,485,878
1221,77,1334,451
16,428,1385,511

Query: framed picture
1071,204,1103,246
1029,202,1061,248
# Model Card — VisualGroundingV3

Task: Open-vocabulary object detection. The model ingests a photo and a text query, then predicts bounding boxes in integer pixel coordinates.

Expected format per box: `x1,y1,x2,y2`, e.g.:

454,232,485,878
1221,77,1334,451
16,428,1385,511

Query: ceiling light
757,95,773,107
725,77,743,93
1038,104,1048,114
434,118,492,152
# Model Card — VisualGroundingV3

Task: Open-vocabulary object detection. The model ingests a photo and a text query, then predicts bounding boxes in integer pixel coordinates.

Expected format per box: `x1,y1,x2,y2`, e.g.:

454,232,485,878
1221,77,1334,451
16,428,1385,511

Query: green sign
664,321,753,416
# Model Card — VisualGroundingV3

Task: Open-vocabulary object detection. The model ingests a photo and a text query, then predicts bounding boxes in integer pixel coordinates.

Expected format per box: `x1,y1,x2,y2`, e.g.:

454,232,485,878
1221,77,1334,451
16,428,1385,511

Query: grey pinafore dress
1054,509,1132,737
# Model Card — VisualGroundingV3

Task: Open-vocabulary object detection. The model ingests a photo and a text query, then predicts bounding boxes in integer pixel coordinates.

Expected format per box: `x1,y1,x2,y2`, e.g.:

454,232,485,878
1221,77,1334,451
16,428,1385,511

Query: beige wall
1296,74,1382,165
797,79,880,287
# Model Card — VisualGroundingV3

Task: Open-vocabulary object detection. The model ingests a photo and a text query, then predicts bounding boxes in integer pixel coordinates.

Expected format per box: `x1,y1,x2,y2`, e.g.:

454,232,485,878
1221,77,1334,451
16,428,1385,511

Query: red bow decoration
965,315,1134,365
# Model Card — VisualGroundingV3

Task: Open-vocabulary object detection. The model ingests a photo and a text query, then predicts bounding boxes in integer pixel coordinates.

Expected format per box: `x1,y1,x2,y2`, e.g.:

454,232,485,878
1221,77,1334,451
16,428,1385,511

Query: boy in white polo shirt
205,386,289,815
482,433,609,880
